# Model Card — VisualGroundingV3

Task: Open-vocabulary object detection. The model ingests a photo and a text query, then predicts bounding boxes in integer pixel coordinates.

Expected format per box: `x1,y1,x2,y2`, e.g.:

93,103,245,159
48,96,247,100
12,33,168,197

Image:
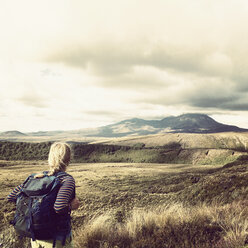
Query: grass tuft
74,201,248,248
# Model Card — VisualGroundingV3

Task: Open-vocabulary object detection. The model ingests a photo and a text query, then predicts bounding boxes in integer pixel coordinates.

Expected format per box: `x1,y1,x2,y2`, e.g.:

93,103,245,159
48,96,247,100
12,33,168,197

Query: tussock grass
74,201,248,248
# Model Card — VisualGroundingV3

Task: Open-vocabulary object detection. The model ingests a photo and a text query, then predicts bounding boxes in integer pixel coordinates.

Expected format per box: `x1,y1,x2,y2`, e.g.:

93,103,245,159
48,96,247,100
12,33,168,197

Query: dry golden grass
74,201,248,248
0,161,247,248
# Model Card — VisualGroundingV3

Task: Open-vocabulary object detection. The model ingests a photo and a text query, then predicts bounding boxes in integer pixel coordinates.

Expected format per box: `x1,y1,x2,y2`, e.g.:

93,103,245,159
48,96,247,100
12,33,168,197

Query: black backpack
12,172,64,242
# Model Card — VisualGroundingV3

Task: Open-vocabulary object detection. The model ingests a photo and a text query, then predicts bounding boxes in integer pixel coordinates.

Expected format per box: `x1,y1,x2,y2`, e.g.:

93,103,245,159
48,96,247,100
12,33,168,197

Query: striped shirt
7,172,76,214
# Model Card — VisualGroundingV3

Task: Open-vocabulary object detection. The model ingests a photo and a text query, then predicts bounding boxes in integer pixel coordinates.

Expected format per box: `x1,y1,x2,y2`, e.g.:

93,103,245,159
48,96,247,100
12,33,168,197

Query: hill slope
92,132,248,150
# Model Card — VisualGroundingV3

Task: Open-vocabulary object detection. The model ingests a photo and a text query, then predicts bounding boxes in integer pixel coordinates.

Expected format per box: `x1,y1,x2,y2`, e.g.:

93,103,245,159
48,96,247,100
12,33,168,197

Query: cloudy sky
1,0,248,132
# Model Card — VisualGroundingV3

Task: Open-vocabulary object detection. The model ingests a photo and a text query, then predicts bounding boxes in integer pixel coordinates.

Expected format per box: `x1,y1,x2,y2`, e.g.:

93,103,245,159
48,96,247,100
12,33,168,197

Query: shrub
162,142,182,150
133,143,146,149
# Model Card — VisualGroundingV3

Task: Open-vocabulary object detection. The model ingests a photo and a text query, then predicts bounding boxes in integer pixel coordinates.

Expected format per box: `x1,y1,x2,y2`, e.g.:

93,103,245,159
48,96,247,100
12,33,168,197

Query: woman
7,142,80,248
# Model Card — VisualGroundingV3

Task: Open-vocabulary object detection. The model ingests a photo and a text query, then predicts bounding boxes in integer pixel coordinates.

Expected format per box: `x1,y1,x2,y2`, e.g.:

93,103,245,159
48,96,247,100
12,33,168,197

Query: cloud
2,0,248,131
46,42,200,76
46,42,142,76
40,0,248,99
131,73,248,112
17,94,48,108
84,110,120,117
190,96,238,109
99,66,172,90
222,103,248,111
47,42,248,112
46,41,248,97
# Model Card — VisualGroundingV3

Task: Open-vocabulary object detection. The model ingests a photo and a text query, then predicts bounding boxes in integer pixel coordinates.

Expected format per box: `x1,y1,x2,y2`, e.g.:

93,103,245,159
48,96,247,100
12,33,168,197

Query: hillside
93,132,248,150
0,140,247,166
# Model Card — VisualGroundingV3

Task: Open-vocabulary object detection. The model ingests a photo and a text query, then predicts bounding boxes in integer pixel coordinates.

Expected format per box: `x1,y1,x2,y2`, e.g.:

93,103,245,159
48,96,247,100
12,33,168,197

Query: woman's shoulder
56,172,75,191
55,171,75,182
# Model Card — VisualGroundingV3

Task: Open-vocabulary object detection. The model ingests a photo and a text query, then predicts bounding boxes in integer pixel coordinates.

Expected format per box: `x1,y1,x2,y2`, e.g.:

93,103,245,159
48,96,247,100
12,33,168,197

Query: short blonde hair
48,142,71,175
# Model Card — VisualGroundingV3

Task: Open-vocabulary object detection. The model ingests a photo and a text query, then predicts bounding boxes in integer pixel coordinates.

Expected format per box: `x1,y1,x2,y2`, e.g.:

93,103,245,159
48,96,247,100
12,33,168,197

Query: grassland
1,160,248,248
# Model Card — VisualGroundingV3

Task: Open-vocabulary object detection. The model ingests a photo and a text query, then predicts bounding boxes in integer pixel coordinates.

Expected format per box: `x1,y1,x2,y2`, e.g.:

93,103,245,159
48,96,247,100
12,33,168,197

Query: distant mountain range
94,113,248,137
1,114,248,139
0,130,27,137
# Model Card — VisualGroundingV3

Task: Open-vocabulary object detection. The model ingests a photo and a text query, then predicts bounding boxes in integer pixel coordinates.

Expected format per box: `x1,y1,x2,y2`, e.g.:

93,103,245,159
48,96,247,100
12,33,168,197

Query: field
1,160,248,248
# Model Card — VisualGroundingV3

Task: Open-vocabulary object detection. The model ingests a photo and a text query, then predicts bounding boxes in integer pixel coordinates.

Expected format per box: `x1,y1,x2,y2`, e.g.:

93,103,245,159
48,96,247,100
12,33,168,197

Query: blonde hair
47,142,71,176
34,142,71,178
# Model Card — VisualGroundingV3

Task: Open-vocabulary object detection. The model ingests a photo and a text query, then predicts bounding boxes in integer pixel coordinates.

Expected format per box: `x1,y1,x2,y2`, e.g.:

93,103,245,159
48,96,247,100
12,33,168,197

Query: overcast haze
1,0,248,132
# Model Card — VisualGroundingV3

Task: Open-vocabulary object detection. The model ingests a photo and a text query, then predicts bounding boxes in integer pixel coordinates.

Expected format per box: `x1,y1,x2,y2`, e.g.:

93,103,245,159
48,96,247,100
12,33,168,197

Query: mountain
0,114,247,140
28,130,65,136
159,113,245,133
0,130,27,137
89,113,248,137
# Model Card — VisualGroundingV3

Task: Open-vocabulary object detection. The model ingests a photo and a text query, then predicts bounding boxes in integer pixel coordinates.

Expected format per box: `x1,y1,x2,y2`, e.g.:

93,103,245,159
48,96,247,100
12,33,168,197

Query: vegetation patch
0,141,245,165
74,201,248,248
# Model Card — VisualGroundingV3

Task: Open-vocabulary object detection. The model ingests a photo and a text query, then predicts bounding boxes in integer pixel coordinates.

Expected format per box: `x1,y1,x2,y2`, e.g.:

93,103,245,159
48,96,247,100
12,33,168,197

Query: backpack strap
22,173,36,188
54,171,69,177
27,198,36,241
53,239,56,248
62,235,67,246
